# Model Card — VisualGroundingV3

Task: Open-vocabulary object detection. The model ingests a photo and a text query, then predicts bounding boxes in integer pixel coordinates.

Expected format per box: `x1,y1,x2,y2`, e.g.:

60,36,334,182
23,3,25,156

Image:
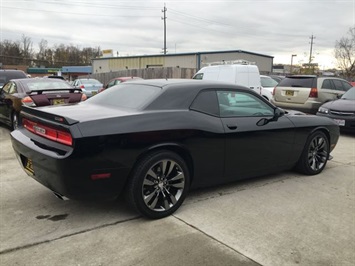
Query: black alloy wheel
126,150,190,219
296,131,330,175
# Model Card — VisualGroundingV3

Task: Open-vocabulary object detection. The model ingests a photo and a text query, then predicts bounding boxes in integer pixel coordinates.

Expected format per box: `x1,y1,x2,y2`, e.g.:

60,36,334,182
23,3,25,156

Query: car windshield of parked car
278,77,315,88
261,76,278,87
86,84,161,109
21,79,73,91
341,87,355,100
81,79,102,85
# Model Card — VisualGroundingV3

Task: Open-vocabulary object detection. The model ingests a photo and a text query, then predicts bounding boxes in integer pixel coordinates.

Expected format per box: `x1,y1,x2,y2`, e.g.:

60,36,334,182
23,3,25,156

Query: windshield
20,79,73,91
261,76,278,87
86,83,162,109
341,87,355,100
80,79,102,85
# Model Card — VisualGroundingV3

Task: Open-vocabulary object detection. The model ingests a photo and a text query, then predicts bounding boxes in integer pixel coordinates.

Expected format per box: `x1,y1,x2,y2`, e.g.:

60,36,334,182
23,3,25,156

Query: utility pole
162,4,167,54
309,35,315,64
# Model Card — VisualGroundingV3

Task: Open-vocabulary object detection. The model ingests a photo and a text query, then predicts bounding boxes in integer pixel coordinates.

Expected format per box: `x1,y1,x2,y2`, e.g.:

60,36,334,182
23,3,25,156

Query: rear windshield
341,87,355,100
278,77,316,88
20,79,73,91
80,79,102,85
86,84,162,109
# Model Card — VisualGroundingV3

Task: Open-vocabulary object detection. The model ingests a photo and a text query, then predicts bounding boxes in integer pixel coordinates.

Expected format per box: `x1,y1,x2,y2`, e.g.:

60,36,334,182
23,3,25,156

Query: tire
12,112,19,130
296,131,330,175
126,150,190,219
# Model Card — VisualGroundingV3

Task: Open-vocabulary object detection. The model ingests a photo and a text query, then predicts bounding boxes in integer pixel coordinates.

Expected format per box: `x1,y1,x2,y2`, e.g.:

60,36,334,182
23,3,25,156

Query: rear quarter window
190,90,219,116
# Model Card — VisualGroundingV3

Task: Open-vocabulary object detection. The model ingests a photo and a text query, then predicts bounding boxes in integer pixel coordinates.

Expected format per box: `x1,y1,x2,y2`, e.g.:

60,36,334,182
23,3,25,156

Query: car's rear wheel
296,131,329,175
126,150,190,219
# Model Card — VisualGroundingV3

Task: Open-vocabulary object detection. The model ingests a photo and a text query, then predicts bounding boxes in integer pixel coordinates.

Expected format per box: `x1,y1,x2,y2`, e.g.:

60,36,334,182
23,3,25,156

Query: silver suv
271,75,352,114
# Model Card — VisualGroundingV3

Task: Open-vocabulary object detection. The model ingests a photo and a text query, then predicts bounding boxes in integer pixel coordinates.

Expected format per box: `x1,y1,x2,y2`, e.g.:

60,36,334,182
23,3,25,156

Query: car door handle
226,124,238,130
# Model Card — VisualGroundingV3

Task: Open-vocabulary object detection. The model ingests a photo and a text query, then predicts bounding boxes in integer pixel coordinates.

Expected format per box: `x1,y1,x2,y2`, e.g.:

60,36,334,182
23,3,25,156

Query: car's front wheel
296,131,330,175
126,150,190,219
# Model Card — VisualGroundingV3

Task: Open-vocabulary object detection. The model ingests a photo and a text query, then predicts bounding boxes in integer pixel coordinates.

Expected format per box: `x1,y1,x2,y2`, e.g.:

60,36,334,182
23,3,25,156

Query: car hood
322,99,355,111
283,109,307,116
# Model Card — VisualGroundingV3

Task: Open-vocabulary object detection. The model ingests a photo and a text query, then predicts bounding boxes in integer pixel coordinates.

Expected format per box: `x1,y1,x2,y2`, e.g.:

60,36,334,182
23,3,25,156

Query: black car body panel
11,79,340,202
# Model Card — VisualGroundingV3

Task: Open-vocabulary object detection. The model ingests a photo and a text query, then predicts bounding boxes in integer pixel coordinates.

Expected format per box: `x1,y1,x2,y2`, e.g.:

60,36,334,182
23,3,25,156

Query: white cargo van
193,60,267,99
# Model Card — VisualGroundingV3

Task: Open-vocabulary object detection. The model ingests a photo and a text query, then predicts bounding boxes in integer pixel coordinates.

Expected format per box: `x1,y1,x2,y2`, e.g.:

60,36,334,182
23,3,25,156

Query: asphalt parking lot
0,125,354,266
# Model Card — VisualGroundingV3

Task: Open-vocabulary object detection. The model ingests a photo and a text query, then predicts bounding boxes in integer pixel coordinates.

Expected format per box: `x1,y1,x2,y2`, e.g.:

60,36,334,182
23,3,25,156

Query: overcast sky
0,0,354,69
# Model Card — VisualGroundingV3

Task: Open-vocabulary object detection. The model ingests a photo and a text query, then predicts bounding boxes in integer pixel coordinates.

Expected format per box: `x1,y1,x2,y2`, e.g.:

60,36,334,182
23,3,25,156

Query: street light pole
290,54,297,74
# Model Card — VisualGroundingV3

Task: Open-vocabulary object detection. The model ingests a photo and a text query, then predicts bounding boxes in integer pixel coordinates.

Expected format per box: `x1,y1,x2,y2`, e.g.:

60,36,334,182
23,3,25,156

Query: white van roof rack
207,60,256,66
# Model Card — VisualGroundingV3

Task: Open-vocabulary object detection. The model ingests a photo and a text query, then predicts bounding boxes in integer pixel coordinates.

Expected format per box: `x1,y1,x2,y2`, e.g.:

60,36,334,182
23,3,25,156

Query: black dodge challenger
11,79,340,219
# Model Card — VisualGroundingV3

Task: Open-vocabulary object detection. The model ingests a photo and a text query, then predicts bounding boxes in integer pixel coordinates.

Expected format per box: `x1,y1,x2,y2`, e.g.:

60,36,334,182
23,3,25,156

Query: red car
99,77,143,93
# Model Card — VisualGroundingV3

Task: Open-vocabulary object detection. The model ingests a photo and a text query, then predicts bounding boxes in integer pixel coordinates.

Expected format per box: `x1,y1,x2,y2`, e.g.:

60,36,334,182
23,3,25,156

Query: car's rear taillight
23,118,73,146
80,85,85,89
272,87,276,96
81,93,87,101
21,96,35,106
309,87,318,98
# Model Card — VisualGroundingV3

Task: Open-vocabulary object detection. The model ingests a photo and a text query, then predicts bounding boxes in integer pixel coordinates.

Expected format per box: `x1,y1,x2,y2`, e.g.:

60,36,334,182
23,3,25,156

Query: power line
1,6,158,17
169,8,233,28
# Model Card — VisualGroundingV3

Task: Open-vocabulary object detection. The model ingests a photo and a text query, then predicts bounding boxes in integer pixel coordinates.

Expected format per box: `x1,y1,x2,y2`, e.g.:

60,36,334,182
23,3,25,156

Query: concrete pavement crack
173,215,263,266
0,216,141,255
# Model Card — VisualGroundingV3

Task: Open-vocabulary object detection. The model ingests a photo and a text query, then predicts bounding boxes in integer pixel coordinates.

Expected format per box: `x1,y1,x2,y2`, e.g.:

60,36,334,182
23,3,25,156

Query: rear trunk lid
274,76,317,104
21,102,137,126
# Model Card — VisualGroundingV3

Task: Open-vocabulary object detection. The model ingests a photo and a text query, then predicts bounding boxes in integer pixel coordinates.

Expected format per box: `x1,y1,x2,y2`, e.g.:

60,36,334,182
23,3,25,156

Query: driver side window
217,91,274,117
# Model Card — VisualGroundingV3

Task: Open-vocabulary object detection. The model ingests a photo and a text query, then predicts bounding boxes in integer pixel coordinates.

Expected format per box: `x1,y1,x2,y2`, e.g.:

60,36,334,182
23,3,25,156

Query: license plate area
24,157,35,175
53,99,65,105
333,119,345,126
285,90,294,96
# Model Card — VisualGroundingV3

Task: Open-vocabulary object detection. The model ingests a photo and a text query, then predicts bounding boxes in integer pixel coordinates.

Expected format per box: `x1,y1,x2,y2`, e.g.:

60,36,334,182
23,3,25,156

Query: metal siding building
92,50,273,74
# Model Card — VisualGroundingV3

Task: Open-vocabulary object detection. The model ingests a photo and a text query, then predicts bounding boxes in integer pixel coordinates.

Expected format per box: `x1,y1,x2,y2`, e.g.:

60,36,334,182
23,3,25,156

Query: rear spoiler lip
26,88,82,95
20,105,79,126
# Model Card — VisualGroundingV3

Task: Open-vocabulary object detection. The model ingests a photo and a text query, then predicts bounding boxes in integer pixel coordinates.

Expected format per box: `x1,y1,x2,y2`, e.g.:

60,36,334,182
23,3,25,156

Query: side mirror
274,108,285,119
257,108,285,126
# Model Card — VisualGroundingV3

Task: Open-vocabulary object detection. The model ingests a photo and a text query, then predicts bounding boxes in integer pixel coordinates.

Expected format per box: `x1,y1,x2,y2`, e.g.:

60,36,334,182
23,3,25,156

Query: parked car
260,75,279,101
11,79,339,219
272,75,352,114
192,60,271,99
0,78,85,129
99,76,143,93
72,78,103,98
45,75,65,80
317,86,355,131
0,69,28,89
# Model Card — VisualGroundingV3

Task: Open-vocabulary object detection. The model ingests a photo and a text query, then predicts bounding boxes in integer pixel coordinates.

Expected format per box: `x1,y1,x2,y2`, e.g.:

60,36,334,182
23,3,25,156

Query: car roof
286,75,317,78
112,76,142,80
124,79,255,110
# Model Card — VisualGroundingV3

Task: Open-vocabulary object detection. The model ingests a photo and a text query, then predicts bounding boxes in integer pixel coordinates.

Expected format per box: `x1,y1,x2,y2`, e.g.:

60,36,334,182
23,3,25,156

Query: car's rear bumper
11,129,130,201
271,100,321,114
